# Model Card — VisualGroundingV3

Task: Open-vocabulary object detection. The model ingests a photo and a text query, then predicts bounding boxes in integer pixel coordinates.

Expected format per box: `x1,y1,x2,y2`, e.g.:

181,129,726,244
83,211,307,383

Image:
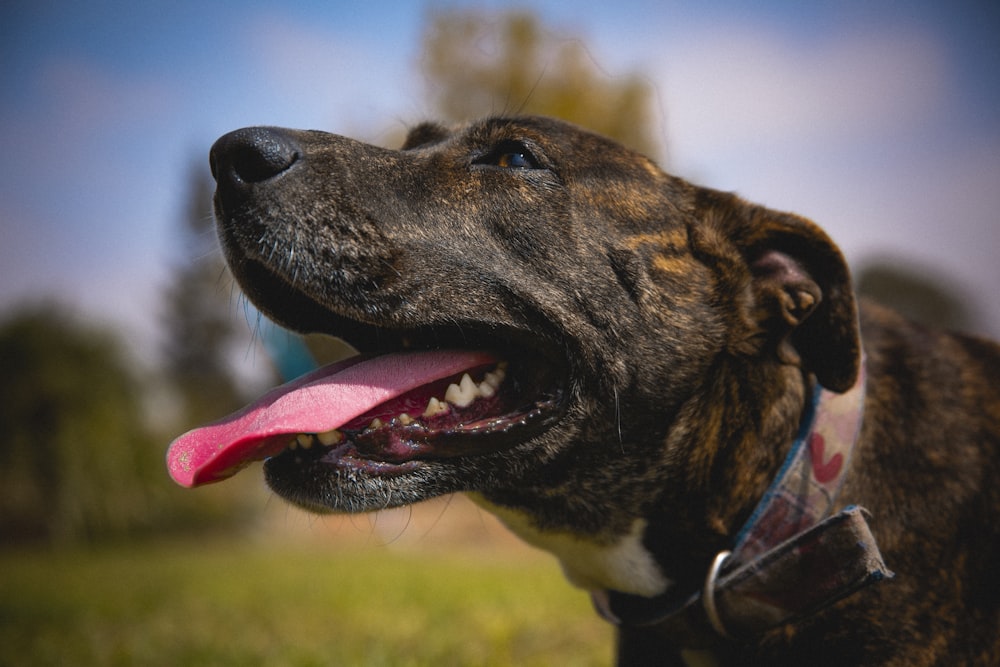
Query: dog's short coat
205,117,1000,665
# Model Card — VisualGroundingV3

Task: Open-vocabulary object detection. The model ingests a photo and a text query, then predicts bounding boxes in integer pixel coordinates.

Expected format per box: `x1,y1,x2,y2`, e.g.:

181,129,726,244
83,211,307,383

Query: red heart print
809,432,843,484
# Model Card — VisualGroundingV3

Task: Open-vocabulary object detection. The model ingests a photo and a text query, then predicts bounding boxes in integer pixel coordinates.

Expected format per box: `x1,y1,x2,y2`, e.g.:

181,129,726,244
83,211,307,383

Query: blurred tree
855,259,980,334
160,163,265,427
0,306,159,544
421,10,660,158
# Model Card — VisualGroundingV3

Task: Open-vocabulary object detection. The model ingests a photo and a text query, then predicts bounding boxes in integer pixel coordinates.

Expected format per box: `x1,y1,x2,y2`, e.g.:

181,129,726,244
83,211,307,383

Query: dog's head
169,116,858,591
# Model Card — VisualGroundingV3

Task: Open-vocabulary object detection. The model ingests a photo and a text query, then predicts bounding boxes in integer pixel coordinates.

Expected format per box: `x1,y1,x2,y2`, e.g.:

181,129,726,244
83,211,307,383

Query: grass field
0,497,612,666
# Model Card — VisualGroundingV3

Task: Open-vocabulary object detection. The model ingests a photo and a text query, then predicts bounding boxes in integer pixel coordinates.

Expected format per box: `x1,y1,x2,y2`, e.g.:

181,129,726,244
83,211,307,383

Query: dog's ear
401,122,450,150
693,190,860,392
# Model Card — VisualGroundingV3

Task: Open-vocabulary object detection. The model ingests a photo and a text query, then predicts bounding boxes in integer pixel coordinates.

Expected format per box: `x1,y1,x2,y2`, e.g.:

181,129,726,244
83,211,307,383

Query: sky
2,0,999,369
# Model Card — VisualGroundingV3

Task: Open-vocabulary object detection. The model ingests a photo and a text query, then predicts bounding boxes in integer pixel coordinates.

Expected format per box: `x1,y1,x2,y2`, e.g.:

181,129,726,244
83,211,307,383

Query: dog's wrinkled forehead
400,116,678,227
405,117,656,172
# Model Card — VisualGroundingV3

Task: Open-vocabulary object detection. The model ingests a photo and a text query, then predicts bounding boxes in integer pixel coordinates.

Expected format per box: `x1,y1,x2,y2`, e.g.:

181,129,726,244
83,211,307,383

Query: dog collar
593,358,893,645
731,357,868,563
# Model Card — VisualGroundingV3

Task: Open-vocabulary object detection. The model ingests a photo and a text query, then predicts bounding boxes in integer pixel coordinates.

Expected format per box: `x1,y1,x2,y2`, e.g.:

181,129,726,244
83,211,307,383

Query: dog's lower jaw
469,493,672,597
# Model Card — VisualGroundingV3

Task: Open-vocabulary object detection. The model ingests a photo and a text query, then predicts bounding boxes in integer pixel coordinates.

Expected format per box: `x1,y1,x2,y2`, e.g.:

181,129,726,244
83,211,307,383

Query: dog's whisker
614,386,624,454
379,258,402,278
514,63,548,116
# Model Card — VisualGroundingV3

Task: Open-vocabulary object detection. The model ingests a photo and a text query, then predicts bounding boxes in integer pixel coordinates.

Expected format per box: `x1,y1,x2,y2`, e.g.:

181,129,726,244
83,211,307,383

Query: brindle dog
205,117,1000,665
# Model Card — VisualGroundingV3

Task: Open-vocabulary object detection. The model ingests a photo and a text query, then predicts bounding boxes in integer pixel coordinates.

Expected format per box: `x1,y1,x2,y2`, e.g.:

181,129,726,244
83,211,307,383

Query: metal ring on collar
703,550,734,640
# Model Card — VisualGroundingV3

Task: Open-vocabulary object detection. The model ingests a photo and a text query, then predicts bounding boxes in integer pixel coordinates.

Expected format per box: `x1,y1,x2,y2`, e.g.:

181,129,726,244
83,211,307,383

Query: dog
168,116,1000,666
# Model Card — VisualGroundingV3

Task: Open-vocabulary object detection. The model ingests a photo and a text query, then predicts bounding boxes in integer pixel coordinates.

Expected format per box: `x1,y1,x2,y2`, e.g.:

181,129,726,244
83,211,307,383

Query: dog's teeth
444,383,461,405
478,380,495,398
288,437,299,450
460,373,481,405
445,373,480,408
423,396,449,417
369,418,384,430
317,429,343,446
297,433,315,449
399,413,414,425
483,371,503,389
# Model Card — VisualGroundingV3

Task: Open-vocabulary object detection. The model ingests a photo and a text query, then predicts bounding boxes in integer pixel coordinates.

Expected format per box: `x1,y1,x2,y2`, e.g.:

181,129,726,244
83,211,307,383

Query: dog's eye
475,141,542,170
497,152,534,168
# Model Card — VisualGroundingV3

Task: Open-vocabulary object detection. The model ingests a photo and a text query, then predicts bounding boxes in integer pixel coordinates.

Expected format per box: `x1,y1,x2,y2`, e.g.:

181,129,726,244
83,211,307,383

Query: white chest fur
469,494,672,597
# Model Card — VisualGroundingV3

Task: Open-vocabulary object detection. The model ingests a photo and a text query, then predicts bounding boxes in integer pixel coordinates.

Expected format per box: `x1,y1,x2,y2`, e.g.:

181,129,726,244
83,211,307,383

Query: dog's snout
210,127,301,186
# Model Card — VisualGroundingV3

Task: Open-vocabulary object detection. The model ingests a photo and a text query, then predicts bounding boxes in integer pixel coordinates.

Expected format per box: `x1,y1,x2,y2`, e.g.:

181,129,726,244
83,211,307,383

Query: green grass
0,538,611,666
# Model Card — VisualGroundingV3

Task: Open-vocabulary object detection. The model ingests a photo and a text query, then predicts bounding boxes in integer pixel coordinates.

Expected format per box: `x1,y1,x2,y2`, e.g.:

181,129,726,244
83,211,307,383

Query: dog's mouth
166,264,568,489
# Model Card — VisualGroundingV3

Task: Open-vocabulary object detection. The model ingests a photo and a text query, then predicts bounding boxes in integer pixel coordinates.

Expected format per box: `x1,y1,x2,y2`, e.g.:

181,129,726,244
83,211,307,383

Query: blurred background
2,1,998,664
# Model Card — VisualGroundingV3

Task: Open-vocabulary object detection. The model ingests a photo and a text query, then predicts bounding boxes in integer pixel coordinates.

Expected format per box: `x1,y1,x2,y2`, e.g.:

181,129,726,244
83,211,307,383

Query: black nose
210,127,301,186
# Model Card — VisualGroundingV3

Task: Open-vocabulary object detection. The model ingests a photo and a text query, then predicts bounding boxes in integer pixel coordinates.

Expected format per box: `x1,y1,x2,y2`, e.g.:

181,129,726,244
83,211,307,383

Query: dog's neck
593,358,889,644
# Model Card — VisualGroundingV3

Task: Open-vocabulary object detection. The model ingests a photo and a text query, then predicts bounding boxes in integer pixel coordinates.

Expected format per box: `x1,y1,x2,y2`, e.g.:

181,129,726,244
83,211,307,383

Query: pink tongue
166,349,496,488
